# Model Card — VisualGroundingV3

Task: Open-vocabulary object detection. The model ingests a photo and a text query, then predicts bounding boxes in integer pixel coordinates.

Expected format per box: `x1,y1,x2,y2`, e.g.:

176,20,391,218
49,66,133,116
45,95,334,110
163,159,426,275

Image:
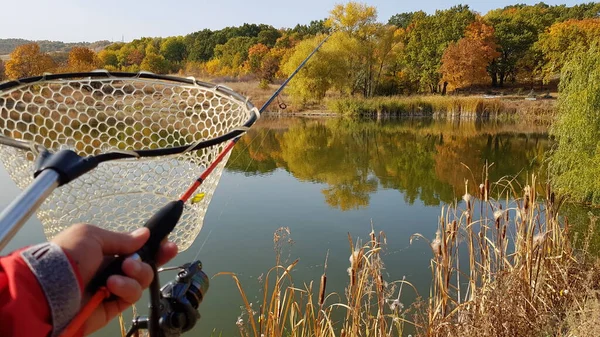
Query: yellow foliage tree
68,47,100,72
440,21,500,90
5,43,56,79
536,18,600,80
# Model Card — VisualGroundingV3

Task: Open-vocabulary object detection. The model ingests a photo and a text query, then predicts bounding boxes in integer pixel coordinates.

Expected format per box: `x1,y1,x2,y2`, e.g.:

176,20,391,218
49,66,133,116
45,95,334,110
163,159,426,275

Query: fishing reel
126,261,209,337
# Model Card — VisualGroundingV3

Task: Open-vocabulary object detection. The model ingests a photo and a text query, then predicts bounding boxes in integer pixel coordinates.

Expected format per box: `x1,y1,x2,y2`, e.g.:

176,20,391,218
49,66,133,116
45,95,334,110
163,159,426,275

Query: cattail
479,183,485,199
318,273,327,306
524,185,531,211
463,193,472,211
533,233,546,247
502,224,507,240
431,230,442,256
494,209,504,222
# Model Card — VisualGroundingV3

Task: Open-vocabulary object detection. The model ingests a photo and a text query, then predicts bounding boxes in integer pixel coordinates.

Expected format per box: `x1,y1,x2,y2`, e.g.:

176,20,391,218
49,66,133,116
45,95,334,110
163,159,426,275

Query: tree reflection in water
227,117,550,210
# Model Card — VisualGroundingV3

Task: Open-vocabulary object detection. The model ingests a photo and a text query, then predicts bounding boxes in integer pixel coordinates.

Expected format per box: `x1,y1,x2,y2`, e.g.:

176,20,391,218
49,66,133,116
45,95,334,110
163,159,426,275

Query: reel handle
87,200,184,293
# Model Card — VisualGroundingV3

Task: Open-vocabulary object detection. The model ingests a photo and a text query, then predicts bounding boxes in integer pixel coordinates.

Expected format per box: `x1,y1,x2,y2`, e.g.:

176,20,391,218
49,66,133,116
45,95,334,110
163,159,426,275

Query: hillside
0,38,111,56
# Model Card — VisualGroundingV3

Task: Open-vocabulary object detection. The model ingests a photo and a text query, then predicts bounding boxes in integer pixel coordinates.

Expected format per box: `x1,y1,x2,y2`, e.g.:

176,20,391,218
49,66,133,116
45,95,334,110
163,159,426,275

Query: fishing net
0,72,257,251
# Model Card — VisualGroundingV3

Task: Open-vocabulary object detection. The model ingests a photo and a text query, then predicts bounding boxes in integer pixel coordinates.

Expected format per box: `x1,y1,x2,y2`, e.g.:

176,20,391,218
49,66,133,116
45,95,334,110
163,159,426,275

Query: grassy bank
219,174,598,337
214,80,556,120
327,96,556,120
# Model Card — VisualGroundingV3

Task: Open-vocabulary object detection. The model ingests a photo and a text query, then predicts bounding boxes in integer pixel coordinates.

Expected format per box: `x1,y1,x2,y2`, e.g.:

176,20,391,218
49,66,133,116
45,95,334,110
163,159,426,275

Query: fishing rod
54,33,332,337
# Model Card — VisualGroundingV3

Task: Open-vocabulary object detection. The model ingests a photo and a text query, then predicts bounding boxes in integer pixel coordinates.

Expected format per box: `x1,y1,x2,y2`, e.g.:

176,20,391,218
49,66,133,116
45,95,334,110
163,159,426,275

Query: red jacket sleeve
0,244,83,337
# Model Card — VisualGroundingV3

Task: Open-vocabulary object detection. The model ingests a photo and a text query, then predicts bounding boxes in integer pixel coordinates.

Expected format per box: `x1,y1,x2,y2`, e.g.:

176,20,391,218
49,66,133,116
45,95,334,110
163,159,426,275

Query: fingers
106,275,143,304
121,257,154,288
93,226,150,255
156,241,178,266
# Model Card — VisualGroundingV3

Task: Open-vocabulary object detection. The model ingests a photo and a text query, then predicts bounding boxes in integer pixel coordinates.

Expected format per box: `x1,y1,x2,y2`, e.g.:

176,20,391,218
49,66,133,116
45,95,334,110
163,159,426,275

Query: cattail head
318,273,327,306
494,210,504,221
533,232,546,246
524,185,531,211
479,183,485,199
431,230,442,256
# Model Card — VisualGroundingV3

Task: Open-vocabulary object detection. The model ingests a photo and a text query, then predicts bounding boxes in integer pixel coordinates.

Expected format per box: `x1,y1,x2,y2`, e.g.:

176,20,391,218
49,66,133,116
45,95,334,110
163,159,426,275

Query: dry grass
327,96,556,120
219,167,599,337
411,167,600,337
216,226,414,337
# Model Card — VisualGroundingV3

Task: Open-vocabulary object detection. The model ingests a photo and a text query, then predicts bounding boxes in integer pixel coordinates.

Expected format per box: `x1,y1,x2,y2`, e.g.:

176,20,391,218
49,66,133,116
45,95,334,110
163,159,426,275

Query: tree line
1,2,599,103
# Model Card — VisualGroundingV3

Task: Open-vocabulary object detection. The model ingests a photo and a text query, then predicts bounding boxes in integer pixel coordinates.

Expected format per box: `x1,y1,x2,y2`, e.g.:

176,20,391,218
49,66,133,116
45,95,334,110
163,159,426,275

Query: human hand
51,224,178,335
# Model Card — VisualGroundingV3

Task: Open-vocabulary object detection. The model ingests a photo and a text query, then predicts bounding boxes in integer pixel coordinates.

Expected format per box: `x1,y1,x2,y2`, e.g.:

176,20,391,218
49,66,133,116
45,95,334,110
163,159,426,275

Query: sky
0,0,592,42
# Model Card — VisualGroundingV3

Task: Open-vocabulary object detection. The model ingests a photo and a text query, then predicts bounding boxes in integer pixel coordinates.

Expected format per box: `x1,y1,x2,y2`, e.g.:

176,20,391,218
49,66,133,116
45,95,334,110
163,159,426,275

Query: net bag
0,72,258,252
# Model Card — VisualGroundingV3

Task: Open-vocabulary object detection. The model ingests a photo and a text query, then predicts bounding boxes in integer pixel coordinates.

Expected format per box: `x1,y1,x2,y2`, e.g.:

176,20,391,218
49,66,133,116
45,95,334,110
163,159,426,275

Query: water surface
0,117,558,336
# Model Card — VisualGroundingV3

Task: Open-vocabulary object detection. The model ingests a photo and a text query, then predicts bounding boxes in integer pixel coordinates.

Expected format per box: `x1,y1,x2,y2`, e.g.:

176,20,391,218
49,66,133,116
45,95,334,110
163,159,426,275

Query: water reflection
227,117,550,209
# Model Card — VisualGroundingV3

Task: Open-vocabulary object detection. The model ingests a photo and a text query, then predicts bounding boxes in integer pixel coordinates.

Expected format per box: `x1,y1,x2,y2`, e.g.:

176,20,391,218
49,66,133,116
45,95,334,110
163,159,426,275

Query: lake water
0,116,565,336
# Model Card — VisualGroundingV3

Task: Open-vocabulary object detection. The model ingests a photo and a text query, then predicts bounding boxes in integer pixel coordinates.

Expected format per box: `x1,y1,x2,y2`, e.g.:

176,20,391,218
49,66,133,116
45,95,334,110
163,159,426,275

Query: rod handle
86,200,184,293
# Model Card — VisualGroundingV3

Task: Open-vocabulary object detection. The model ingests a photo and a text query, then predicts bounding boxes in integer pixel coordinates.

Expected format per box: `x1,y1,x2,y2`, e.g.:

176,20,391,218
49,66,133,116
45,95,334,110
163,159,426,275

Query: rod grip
87,200,184,293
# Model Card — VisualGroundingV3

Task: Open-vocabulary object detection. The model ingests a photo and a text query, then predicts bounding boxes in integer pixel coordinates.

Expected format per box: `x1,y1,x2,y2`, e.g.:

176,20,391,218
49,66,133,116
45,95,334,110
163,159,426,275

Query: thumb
92,227,150,255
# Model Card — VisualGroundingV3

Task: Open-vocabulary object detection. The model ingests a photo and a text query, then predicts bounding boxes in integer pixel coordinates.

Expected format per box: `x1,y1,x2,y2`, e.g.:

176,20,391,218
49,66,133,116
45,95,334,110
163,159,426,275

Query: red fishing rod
60,33,331,337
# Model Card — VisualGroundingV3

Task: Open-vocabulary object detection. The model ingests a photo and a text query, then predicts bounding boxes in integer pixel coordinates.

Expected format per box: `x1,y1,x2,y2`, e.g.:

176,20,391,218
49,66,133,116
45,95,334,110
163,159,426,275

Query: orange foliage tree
68,47,100,72
5,43,56,79
440,21,500,91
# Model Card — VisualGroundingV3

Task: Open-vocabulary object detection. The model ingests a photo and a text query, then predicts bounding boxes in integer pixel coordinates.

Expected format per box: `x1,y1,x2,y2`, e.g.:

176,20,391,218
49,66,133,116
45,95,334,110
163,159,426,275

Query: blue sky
0,0,592,42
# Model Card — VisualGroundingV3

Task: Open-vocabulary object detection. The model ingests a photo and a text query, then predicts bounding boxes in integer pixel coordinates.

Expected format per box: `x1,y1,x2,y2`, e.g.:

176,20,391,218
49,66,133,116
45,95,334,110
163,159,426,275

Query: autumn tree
440,21,500,90
282,33,352,104
535,18,600,81
372,25,405,95
326,2,381,97
5,43,55,79
67,47,100,72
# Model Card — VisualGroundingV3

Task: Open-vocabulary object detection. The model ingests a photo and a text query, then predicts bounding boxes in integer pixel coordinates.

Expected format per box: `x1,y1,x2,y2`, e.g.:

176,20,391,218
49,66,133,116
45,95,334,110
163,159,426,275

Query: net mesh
0,73,255,251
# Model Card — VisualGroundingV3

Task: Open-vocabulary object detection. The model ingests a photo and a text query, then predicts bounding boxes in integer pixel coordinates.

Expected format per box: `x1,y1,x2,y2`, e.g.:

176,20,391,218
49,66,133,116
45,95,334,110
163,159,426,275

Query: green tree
160,36,187,64
403,5,475,93
484,4,556,86
549,44,600,203
98,49,119,68
141,53,169,74
388,11,421,28
5,43,56,79
214,36,257,73
257,28,282,47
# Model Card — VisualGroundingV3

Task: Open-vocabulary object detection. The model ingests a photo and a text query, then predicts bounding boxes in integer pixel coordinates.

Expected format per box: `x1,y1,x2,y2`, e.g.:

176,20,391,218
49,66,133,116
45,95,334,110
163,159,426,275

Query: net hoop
0,71,259,251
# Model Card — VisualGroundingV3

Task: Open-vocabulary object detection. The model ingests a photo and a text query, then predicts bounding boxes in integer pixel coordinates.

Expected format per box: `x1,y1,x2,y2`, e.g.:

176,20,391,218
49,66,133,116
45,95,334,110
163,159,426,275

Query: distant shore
221,80,557,120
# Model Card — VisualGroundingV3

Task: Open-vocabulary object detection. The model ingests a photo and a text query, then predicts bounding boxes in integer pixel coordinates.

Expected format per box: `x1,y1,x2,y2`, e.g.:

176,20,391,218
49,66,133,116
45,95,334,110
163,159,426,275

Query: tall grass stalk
219,226,415,337
411,171,598,336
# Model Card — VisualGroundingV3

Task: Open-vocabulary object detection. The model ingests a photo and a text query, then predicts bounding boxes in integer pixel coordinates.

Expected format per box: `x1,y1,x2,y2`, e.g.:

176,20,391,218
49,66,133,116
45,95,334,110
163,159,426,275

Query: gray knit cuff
21,243,82,337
